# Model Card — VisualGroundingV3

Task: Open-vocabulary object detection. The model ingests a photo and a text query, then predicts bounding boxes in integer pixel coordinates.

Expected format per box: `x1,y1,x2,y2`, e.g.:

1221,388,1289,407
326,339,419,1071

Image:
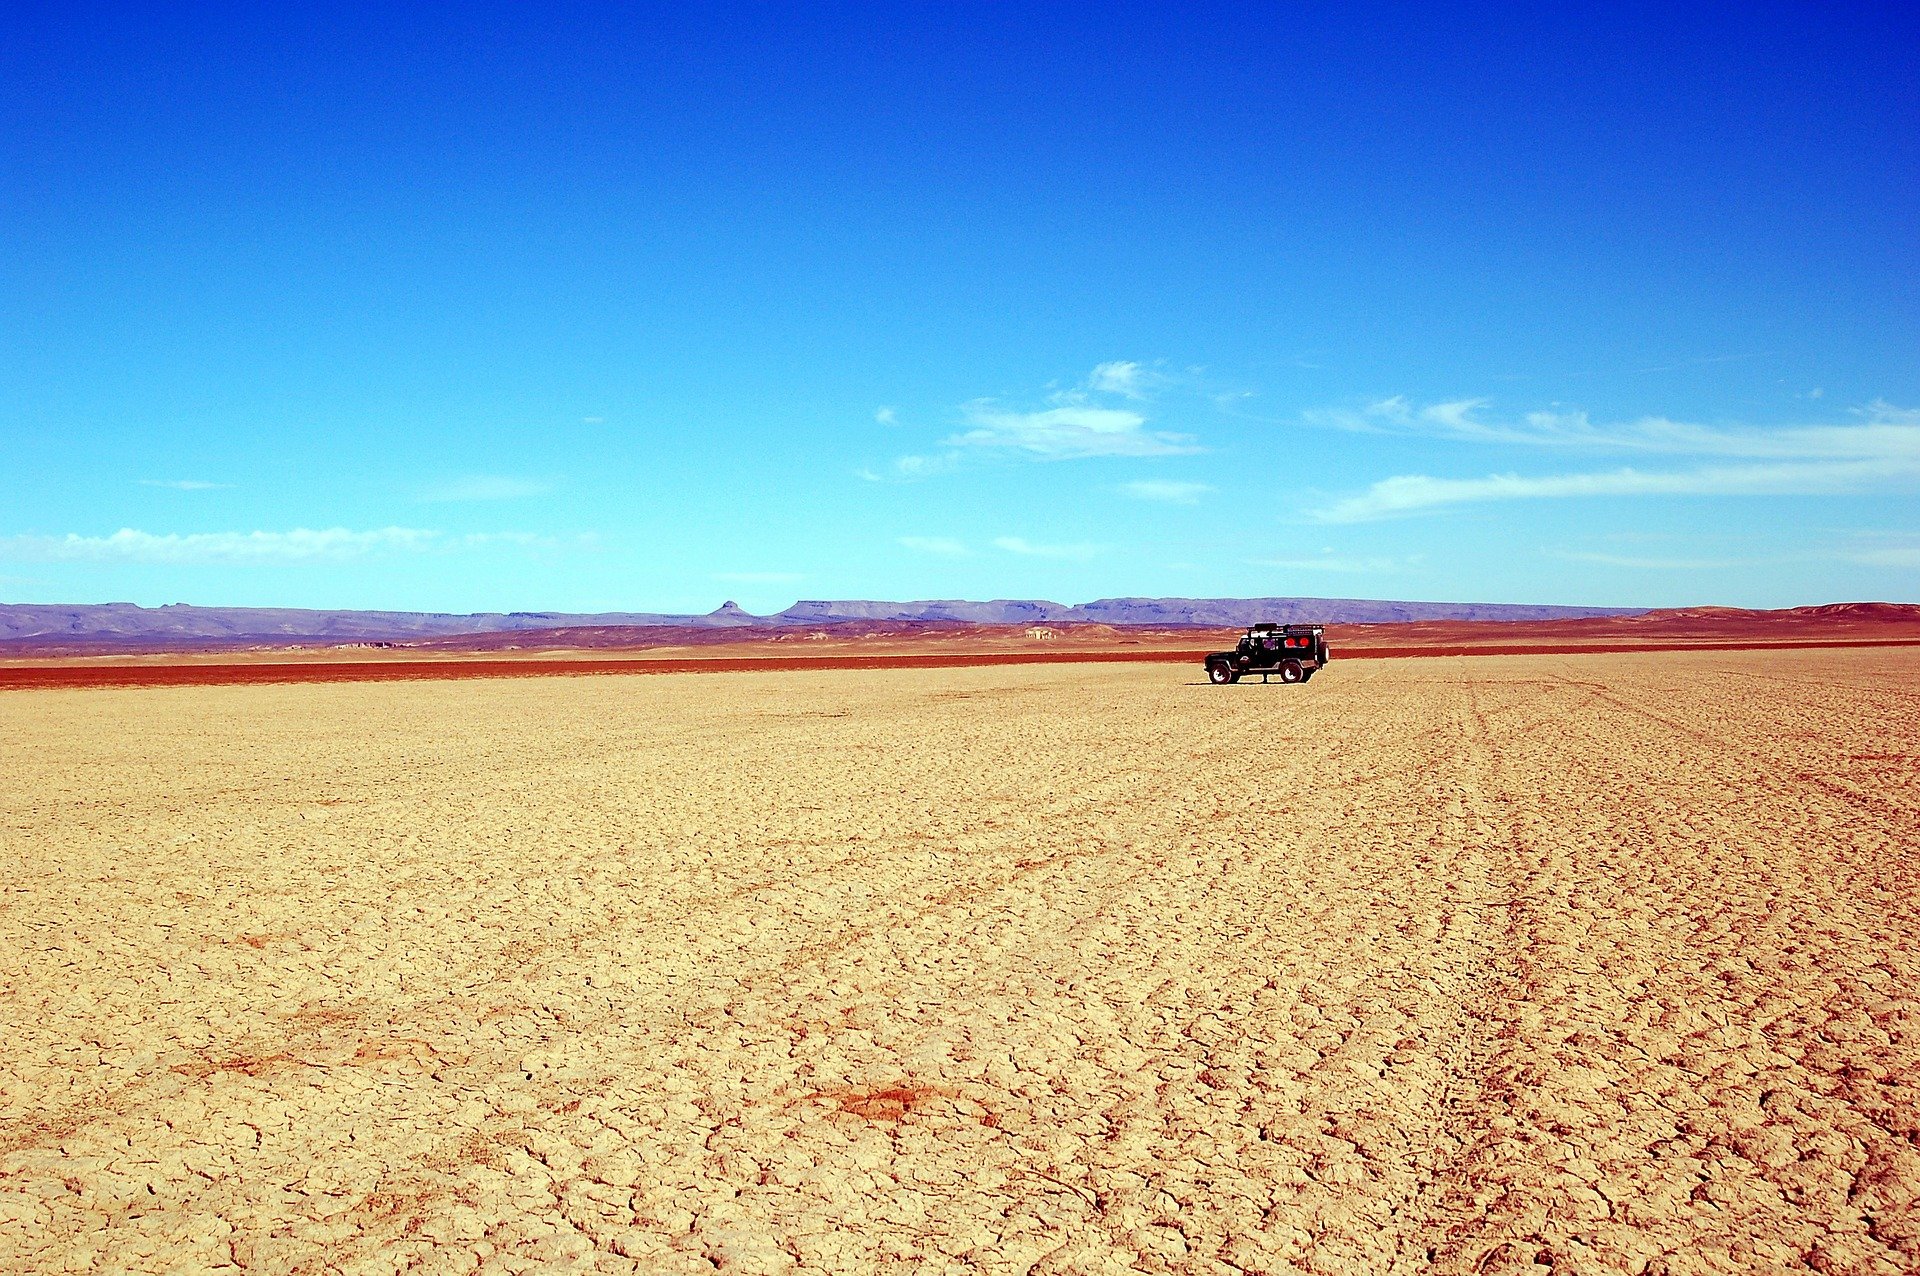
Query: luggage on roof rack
1203,623,1330,686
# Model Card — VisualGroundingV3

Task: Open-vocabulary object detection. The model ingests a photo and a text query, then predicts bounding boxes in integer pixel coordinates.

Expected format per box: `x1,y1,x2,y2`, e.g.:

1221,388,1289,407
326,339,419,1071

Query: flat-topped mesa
777,599,1072,625
773,597,1647,627
0,594,1675,651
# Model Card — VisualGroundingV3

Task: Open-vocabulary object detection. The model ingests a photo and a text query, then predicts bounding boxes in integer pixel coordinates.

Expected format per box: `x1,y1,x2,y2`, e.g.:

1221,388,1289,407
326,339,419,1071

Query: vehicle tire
1278,659,1305,684
1207,661,1234,685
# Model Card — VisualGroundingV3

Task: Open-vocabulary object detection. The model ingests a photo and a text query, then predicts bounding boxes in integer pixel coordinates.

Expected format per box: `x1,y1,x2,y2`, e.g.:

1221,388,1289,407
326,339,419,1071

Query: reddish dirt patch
173,1051,302,1079
806,1083,946,1122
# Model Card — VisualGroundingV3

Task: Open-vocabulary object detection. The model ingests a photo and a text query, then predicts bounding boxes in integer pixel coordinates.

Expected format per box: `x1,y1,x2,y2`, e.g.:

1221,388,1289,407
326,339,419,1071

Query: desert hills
1,599,1916,692
0,595,1644,653
1,597,1916,662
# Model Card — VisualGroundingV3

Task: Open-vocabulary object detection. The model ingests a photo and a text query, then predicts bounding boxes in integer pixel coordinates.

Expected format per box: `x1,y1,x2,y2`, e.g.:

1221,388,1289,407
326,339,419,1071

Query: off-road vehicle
1204,623,1328,685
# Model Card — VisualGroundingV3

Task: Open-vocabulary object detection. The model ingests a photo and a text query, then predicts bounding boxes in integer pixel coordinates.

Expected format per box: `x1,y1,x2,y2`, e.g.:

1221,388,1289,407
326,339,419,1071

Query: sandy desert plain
1,646,1916,1275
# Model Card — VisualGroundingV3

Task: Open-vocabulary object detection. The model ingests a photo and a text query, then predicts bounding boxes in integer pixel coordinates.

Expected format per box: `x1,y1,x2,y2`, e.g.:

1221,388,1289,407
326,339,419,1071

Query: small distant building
1025,626,1055,640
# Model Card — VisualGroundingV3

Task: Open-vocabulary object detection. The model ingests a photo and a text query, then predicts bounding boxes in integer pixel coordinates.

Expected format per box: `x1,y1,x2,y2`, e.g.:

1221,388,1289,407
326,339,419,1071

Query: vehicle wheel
1207,661,1233,685
1278,659,1305,684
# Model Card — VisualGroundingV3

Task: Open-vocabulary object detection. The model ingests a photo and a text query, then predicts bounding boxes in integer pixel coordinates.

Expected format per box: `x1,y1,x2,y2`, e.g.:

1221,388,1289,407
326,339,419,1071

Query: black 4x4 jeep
1205,623,1328,685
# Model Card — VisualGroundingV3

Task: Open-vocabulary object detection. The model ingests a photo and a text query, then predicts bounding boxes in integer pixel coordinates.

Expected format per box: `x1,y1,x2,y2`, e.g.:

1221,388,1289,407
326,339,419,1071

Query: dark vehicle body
1205,623,1328,684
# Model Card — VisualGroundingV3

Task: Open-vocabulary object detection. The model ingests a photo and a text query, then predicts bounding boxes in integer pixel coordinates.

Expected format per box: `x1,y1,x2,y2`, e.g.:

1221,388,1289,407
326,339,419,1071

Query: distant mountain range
0,597,1647,649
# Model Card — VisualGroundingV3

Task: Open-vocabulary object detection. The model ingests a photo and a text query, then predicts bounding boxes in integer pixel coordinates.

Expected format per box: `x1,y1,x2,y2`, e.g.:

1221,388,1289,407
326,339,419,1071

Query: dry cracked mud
1,649,1915,1274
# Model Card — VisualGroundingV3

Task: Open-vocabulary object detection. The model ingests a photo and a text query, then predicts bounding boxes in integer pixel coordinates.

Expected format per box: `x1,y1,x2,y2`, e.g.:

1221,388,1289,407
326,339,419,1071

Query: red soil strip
805,1084,943,1122
3,637,1917,691
1338,637,1920,659
0,650,1204,691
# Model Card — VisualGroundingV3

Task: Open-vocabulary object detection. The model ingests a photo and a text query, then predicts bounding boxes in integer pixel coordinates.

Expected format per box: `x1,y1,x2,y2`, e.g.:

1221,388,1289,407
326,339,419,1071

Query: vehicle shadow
1180,680,1302,687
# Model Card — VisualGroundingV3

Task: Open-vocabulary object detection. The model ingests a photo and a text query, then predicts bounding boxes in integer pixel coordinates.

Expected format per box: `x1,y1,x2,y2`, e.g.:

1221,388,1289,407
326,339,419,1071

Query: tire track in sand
1409,660,1917,1274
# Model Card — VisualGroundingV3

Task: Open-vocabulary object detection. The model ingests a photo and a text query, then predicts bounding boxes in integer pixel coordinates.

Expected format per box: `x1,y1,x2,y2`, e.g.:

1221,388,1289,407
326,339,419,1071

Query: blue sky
4,3,1916,613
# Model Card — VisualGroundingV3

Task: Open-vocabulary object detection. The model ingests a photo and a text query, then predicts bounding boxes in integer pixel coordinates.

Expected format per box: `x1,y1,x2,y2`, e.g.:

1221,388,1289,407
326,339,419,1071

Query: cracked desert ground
2,649,1916,1276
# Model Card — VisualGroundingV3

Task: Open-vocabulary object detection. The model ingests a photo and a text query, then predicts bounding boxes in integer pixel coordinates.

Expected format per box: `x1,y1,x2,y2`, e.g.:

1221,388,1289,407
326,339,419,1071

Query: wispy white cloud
1835,532,1920,569
139,478,231,491
0,527,572,565
1858,399,1920,425
1118,479,1211,505
1307,398,1920,522
714,571,804,584
868,363,1195,475
857,453,960,483
0,527,443,564
897,536,969,557
419,475,552,502
1314,457,1920,523
948,402,1197,460
1049,360,1167,406
1844,547,1920,568
1310,396,1920,461
1088,360,1157,400
581,415,605,424
1544,531,1920,572
994,536,1101,560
